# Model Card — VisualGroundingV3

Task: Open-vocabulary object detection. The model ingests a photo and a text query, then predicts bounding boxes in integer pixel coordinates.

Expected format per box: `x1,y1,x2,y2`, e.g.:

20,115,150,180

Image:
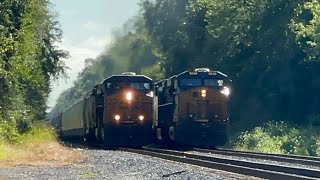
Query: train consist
52,68,231,148
154,68,231,147
53,72,155,148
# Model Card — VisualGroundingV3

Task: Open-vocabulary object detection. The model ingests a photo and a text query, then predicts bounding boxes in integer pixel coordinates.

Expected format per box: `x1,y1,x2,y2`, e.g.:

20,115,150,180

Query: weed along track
120,147,320,180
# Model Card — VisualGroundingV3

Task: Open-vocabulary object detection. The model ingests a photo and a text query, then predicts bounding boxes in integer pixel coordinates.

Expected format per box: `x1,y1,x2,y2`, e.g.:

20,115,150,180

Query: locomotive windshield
180,79,202,87
204,79,224,87
179,78,225,88
107,82,152,91
130,82,151,90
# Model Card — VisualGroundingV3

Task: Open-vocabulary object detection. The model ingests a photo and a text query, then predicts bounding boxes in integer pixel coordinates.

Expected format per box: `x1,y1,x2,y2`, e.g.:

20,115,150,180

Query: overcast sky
48,0,140,109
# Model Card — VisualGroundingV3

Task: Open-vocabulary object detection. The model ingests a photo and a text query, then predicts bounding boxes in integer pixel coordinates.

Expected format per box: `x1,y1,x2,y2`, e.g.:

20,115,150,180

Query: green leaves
290,0,320,61
234,121,320,156
0,0,68,129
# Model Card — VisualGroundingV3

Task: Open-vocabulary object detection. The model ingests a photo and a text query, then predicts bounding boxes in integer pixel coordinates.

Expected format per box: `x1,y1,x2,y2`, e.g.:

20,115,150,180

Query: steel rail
119,147,319,180
215,148,320,162
194,148,320,167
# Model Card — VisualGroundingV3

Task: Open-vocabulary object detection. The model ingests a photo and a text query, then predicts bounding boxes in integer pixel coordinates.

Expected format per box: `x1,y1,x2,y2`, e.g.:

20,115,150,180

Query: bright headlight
201,89,206,97
220,87,230,96
138,115,144,121
114,114,120,121
126,92,133,101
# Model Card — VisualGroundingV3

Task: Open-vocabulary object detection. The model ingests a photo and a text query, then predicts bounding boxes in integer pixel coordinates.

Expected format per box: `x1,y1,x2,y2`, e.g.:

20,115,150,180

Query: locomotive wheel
85,128,96,143
168,126,175,140
154,128,161,142
95,128,99,142
161,126,175,147
97,128,105,143
100,128,105,142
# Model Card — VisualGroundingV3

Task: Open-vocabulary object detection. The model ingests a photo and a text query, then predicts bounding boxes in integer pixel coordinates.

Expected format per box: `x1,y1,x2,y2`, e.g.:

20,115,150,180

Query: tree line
0,0,68,131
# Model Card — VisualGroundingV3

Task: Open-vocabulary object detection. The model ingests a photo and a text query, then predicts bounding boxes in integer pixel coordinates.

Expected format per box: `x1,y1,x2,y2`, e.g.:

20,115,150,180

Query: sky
47,0,140,109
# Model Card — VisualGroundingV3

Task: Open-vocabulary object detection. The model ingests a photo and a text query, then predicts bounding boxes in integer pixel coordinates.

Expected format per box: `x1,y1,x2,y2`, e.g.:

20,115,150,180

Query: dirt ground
0,141,87,167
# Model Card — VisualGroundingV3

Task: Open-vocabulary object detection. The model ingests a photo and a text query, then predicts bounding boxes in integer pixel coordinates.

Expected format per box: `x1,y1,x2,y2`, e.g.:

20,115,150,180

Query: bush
0,118,56,145
0,121,22,143
0,121,58,160
20,122,57,144
233,121,320,156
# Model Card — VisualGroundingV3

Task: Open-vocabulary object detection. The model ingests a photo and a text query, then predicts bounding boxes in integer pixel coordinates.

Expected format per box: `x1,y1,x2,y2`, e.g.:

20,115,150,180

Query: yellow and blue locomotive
154,68,231,147
57,72,155,148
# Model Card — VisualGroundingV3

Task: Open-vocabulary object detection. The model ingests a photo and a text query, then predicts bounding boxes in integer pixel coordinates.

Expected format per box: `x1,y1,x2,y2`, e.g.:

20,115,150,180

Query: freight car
55,72,155,148
154,68,231,147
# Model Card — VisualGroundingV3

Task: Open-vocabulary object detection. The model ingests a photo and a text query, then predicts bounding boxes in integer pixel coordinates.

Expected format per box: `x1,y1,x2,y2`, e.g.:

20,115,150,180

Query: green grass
20,122,57,144
0,122,57,161
79,172,99,179
0,143,14,160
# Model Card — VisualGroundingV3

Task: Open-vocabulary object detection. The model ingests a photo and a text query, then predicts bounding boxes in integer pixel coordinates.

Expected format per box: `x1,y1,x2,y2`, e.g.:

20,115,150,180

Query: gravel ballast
0,148,263,180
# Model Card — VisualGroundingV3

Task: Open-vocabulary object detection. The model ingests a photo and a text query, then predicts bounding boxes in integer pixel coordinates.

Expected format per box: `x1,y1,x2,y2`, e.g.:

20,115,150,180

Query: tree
0,0,68,129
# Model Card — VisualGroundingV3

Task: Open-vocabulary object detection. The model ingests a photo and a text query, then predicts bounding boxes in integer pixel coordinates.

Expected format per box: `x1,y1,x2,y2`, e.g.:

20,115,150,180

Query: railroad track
194,148,320,167
119,147,320,180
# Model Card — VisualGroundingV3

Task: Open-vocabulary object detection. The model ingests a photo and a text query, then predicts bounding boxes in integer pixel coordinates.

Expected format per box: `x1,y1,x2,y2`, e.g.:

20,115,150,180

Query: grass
0,142,15,160
79,172,99,179
0,122,87,167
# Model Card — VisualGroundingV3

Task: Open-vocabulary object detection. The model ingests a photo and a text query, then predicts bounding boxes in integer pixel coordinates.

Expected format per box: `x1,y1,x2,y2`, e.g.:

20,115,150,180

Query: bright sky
47,0,140,109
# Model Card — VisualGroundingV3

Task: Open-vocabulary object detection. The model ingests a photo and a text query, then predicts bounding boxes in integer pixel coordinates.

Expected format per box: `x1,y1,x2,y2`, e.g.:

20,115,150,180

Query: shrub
0,121,22,143
233,121,320,156
20,122,57,144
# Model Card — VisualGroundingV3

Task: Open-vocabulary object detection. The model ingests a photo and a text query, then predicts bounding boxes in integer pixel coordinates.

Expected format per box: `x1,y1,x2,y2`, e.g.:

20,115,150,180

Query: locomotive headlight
220,87,230,96
126,91,133,101
114,114,120,121
138,115,144,121
201,89,206,97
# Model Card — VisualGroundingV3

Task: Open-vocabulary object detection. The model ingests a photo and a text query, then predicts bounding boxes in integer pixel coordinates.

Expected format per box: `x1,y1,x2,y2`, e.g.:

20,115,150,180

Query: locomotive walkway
120,147,320,180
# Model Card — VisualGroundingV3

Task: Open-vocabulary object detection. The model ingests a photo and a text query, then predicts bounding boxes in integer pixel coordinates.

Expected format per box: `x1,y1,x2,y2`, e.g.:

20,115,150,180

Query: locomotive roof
175,70,228,79
102,74,153,83
159,70,228,81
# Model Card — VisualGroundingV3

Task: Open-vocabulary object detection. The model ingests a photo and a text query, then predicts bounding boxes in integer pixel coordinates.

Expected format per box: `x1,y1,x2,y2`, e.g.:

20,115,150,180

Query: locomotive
154,68,231,147
55,72,155,148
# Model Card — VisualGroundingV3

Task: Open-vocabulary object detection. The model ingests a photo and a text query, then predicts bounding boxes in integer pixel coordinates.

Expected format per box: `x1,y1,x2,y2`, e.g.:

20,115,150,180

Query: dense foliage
0,0,68,135
234,121,320,156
